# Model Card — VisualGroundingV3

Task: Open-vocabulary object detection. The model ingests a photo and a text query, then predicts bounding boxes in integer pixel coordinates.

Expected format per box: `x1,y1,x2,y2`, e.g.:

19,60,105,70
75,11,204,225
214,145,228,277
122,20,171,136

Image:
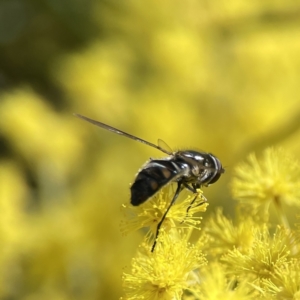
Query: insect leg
187,192,207,213
151,182,183,252
183,182,197,193
181,183,207,223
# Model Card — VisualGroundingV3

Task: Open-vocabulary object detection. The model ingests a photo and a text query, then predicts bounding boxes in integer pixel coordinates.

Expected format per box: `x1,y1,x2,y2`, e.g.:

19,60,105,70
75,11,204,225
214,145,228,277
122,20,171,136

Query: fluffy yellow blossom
190,263,258,300
232,148,300,208
258,259,300,299
221,226,291,280
121,184,208,240
201,209,257,256
121,229,206,300
231,147,300,226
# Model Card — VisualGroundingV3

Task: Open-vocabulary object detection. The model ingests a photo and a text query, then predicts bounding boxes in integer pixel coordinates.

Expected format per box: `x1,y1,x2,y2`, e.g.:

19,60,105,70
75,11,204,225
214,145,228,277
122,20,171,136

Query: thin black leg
151,182,183,252
183,183,198,214
186,192,207,214
181,183,206,223
183,182,197,193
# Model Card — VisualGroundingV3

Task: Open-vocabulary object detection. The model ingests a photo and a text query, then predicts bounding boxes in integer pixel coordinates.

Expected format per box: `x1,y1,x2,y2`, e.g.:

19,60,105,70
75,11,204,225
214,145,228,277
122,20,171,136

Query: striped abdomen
130,159,186,206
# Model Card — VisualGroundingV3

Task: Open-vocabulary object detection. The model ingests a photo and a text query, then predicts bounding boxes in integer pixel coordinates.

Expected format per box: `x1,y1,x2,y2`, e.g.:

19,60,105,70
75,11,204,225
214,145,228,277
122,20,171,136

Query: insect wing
74,113,172,155
157,138,173,154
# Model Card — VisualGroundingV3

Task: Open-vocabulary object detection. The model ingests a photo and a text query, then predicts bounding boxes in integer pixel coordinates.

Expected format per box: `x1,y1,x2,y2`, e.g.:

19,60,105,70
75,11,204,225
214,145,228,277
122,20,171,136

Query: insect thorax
175,150,223,185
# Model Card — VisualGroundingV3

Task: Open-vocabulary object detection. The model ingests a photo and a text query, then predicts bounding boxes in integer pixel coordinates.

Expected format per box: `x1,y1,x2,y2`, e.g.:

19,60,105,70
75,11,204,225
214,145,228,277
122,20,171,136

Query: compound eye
208,172,221,184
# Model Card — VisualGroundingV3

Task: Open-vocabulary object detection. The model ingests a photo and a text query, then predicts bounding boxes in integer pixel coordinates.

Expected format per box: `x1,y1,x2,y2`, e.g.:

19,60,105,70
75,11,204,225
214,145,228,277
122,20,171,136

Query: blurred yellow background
0,0,300,299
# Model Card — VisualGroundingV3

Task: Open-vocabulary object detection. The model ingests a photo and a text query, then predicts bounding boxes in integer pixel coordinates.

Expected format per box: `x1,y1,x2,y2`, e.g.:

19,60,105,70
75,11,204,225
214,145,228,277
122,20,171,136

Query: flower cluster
121,185,208,242
232,147,300,225
122,229,206,300
121,147,300,299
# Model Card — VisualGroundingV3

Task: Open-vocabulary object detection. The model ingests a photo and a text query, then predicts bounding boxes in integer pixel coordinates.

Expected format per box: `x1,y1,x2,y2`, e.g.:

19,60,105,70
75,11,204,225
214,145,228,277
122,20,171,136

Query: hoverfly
74,113,225,251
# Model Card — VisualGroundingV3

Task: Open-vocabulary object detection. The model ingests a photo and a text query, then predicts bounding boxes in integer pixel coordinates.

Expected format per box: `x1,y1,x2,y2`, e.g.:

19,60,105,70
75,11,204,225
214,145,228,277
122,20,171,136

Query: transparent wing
74,113,172,155
157,139,173,153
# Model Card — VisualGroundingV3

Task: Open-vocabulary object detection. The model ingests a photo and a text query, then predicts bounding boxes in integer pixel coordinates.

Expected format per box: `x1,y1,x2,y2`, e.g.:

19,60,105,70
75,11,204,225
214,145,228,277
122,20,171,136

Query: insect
74,113,225,251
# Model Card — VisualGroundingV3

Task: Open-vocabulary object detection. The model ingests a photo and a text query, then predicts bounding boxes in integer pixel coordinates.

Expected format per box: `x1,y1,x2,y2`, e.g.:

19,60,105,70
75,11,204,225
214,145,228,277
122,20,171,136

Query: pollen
121,185,208,239
232,147,300,208
231,147,300,227
122,229,206,300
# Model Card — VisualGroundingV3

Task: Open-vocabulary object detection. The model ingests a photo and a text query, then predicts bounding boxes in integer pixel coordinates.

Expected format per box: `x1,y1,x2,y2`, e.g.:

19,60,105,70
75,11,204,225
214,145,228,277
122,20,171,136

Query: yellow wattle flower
121,184,208,240
122,229,206,300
